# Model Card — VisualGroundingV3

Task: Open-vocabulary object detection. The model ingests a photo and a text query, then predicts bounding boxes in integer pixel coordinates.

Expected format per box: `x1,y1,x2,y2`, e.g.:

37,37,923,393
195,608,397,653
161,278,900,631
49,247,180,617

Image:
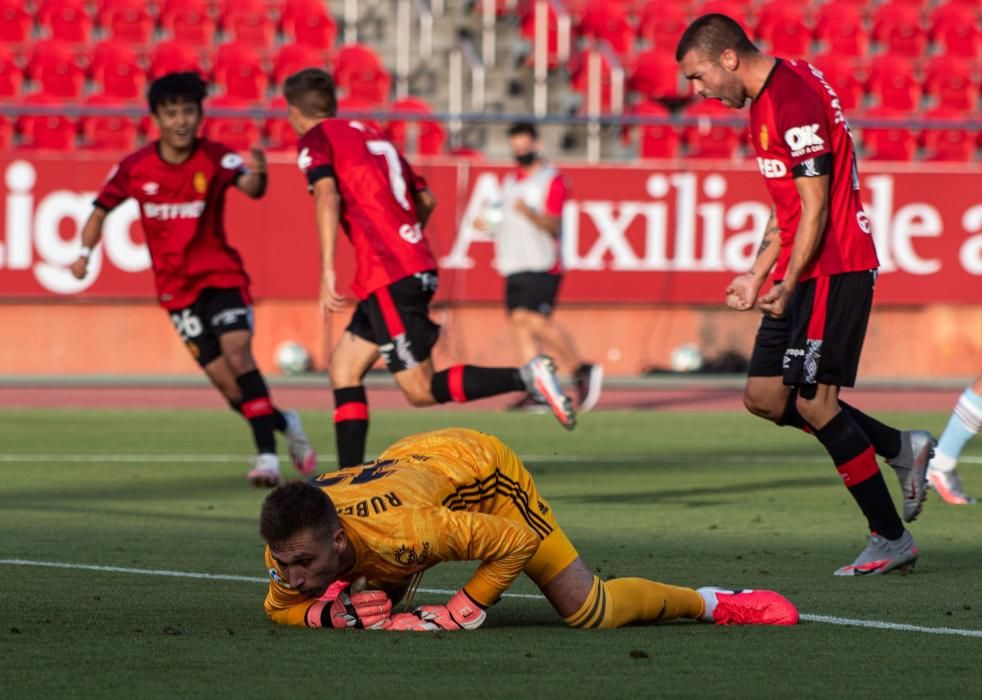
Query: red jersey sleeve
93,160,133,211
296,126,335,191
775,82,833,178
206,141,248,189
544,174,568,217
399,155,428,193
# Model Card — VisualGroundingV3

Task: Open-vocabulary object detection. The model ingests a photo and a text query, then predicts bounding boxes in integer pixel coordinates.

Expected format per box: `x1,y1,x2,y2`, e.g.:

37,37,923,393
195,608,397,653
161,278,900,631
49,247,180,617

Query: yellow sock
563,576,706,629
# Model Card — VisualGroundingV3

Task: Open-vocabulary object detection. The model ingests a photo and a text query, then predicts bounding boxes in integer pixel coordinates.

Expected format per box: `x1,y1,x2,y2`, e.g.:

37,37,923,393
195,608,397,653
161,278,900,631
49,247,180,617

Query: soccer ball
275,341,311,376
669,344,704,373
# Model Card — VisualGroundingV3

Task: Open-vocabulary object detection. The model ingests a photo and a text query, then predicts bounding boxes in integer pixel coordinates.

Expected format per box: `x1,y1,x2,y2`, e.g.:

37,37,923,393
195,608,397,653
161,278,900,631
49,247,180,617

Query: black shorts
168,287,254,367
748,270,876,390
505,272,562,315
347,271,440,373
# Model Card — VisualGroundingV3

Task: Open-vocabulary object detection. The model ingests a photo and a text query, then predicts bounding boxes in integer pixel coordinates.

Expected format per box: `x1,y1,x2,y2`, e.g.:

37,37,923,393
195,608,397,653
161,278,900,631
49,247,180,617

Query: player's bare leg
328,332,380,467
537,556,796,627
508,309,541,366
928,375,982,505
743,375,791,423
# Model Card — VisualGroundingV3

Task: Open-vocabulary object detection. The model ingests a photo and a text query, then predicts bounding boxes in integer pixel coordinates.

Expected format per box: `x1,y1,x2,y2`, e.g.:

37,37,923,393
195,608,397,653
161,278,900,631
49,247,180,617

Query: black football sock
838,401,902,460
814,410,904,540
229,399,286,432
236,369,277,454
334,386,368,468
431,365,525,404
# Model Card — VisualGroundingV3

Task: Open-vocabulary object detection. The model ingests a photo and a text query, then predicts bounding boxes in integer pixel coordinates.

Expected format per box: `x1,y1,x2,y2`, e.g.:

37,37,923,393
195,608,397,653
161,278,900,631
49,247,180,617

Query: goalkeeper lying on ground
259,428,798,630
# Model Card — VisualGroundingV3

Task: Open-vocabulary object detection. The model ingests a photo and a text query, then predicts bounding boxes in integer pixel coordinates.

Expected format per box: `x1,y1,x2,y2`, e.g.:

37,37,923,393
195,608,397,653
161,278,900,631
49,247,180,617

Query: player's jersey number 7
366,139,411,211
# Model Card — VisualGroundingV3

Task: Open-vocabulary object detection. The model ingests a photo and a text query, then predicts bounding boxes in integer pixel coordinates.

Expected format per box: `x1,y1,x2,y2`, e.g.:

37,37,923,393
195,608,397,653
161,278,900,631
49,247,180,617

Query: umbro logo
142,181,159,195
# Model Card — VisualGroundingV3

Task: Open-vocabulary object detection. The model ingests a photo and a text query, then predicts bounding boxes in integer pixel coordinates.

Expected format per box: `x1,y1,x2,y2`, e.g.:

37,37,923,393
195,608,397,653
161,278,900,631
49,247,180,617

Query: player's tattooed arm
70,207,108,280
412,188,437,228
724,208,779,311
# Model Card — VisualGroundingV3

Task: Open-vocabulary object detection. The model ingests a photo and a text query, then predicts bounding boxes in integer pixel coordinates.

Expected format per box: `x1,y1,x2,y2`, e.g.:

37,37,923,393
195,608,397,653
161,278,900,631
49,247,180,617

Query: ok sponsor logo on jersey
297,147,312,171
784,124,825,158
757,157,788,179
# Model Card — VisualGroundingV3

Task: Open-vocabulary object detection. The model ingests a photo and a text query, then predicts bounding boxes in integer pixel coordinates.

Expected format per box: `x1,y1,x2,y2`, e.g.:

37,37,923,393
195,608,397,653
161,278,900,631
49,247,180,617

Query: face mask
515,151,538,167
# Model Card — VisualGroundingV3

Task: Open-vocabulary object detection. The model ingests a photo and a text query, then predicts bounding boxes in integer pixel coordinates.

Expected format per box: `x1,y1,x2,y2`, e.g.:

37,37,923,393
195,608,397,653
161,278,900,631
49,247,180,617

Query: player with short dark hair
259,428,799,630
72,72,316,487
475,122,603,413
676,15,935,575
282,68,576,469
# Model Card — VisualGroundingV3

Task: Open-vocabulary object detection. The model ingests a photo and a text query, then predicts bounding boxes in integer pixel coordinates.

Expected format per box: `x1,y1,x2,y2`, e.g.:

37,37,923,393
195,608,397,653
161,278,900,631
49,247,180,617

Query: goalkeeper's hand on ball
329,580,393,629
384,590,487,631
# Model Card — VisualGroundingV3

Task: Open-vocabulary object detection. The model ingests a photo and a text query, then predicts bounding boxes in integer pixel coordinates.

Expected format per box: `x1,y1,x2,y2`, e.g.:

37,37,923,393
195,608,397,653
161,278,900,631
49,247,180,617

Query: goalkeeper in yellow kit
259,428,798,630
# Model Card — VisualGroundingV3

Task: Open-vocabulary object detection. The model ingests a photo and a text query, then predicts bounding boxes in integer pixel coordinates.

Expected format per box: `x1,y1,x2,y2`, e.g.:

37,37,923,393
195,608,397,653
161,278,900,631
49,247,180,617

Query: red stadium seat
90,41,146,99
810,54,865,112
755,4,812,60
0,49,24,99
923,57,977,112
578,2,634,57
519,1,577,71
81,94,139,151
930,3,982,59
203,97,261,151
921,108,975,162
149,41,206,80
569,49,626,113
0,0,32,44
281,8,338,52
272,43,327,85
107,5,154,44
39,0,93,44
814,3,869,57
336,96,382,131
637,1,688,54
626,100,679,159
161,6,217,48
213,43,269,101
627,49,684,100
281,0,331,25
264,94,297,151
867,57,921,111
334,44,391,106
697,1,751,34
682,99,744,160
859,107,916,161
0,116,11,149
225,8,276,48
385,96,446,156
16,93,78,150
34,49,86,98
872,3,927,58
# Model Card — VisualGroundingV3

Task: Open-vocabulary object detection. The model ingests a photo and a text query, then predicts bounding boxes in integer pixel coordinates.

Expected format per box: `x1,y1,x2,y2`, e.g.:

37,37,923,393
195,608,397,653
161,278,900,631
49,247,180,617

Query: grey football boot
886,430,935,522
833,530,919,576
520,355,576,430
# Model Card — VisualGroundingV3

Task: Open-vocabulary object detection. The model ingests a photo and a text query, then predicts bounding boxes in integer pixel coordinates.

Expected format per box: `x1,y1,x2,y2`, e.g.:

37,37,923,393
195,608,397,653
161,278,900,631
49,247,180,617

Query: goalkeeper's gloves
384,590,487,631
329,586,392,629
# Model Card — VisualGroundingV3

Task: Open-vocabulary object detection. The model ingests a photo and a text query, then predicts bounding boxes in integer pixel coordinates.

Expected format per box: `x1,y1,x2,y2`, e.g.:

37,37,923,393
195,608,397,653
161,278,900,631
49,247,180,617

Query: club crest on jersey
759,125,768,150
784,124,824,157
393,542,430,566
193,171,208,194
268,568,291,588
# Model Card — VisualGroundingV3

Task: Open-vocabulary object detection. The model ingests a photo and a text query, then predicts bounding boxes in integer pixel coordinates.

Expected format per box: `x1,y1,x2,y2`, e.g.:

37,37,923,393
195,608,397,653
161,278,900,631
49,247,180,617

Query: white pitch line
2,558,980,637
4,453,980,465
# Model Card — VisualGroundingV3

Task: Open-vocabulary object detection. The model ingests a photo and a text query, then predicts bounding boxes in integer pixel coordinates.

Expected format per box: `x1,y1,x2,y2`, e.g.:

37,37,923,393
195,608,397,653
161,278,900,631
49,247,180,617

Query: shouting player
71,72,316,487
282,68,575,469
259,428,799,630
676,15,935,575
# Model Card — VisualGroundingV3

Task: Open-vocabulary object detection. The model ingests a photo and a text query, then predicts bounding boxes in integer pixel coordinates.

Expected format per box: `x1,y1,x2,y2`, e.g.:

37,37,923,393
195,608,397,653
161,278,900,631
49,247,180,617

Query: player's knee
402,385,436,407
743,390,782,422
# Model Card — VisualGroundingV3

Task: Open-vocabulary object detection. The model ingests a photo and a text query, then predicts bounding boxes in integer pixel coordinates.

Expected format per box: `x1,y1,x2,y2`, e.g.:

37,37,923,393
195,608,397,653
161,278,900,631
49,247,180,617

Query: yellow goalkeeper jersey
264,429,552,626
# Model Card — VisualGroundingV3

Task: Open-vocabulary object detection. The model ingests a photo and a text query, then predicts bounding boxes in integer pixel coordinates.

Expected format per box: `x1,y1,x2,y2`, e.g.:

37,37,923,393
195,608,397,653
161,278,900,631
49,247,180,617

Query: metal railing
394,0,434,98
448,37,486,147
585,41,625,164
532,0,570,118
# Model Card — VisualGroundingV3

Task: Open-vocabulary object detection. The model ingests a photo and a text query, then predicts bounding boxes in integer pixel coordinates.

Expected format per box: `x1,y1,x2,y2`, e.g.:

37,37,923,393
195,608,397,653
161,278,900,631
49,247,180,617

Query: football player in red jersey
71,72,316,487
282,68,576,469
676,15,935,576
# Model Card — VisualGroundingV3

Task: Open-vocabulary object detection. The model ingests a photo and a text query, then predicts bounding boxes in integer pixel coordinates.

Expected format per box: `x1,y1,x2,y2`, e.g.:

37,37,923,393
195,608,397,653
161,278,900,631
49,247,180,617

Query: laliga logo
0,160,150,294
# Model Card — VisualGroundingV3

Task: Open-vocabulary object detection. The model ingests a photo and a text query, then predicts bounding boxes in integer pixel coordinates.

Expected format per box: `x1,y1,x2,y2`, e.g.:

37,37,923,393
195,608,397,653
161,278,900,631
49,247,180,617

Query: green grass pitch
1,408,980,698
